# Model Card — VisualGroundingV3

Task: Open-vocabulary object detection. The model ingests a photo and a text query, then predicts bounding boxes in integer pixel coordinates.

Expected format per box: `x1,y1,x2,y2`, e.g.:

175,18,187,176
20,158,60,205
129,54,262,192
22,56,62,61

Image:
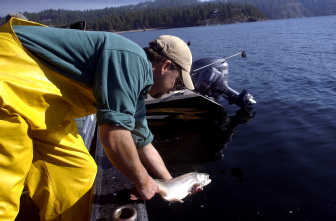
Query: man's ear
161,59,172,72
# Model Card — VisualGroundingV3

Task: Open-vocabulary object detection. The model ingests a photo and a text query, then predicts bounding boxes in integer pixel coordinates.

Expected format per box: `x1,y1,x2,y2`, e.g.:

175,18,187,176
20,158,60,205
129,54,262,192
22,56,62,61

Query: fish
155,172,211,203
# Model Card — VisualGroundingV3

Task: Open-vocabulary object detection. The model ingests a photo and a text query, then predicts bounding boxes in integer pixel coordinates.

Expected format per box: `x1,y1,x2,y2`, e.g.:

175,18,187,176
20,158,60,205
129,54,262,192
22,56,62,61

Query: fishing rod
192,50,247,73
191,50,256,111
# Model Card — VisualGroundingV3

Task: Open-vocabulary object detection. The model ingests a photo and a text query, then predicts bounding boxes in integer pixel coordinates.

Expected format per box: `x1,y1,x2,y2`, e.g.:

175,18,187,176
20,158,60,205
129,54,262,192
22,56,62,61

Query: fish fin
169,198,184,203
178,199,184,203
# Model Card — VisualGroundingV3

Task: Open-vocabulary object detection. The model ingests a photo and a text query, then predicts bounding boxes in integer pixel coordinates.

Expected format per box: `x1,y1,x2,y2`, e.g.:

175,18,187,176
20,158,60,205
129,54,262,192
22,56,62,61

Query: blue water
122,16,336,220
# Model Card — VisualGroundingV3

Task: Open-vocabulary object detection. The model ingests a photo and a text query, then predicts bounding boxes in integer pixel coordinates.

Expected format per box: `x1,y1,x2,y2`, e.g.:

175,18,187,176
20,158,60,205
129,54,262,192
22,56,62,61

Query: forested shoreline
1,1,266,31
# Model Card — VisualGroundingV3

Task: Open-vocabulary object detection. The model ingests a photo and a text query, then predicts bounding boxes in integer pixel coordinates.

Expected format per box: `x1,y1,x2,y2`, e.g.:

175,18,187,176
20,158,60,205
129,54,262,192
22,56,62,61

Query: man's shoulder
99,32,147,60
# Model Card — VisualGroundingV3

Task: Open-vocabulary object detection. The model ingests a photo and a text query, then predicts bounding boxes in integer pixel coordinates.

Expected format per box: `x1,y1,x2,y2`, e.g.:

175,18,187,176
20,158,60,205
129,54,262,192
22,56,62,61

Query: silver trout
155,172,211,203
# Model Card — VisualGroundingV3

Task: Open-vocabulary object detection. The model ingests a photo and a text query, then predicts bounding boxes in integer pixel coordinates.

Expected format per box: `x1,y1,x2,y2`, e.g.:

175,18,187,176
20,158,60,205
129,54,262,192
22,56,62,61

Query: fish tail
155,180,168,197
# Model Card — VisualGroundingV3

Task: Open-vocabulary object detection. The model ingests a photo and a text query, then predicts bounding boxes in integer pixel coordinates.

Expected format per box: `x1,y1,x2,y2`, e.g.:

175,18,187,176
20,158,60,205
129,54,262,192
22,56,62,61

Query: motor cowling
191,57,256,111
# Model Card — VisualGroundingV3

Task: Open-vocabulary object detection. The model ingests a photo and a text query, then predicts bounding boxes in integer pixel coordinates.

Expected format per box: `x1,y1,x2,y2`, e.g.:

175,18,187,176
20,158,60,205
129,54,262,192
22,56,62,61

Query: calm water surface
122,16,336,220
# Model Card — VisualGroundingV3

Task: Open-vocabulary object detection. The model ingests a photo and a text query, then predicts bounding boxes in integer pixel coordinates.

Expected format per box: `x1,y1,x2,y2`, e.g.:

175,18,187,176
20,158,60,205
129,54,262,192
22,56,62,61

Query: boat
145,54,256,172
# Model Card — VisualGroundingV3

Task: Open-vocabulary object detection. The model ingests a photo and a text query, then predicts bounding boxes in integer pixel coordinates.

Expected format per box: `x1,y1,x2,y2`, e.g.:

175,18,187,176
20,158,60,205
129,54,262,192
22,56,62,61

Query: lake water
122,15,336,220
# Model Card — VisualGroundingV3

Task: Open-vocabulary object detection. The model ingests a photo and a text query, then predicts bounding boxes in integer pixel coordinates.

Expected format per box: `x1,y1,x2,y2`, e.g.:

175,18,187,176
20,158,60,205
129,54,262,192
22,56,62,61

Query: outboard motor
191,53,256,111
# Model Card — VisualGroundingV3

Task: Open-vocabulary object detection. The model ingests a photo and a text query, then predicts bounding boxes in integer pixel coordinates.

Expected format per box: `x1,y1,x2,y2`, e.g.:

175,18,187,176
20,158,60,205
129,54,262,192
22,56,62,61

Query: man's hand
134,176,159,200
100,124,158,200
190,184,203,195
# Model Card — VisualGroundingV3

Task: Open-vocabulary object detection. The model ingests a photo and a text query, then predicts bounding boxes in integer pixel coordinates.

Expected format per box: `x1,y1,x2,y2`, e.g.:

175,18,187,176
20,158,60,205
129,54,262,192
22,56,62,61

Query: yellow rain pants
0,18,98,221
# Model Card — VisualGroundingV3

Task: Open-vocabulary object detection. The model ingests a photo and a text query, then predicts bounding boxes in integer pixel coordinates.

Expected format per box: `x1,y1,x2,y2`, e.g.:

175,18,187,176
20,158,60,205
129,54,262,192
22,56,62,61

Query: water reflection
147,96,255,175
219,167,245,184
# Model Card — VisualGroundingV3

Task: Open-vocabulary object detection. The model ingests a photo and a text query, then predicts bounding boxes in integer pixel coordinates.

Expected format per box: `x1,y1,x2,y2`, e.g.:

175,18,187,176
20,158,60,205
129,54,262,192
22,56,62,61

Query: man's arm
138,143,172,181
99,124,159,200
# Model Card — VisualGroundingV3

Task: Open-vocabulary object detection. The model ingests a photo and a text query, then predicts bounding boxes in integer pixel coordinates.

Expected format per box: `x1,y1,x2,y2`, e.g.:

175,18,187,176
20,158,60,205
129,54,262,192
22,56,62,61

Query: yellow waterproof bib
0,18,97,221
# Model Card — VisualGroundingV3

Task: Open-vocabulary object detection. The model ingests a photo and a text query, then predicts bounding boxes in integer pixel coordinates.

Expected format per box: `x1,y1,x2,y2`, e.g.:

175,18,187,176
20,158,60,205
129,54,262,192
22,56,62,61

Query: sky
0,0,152,17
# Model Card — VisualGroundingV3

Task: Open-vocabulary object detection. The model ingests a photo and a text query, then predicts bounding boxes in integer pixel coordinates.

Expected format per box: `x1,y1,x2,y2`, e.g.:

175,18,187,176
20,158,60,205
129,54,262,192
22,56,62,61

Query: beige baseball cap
150,35,195,90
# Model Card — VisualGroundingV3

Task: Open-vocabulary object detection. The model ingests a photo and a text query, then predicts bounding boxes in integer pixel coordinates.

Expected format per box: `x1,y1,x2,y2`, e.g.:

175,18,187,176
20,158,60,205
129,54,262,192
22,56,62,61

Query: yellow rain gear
0,18,97,220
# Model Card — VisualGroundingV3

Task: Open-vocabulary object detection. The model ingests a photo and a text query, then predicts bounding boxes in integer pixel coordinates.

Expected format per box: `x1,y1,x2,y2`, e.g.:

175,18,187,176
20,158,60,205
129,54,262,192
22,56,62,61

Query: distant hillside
0,0,266,31
1,0,335,27
223,0,336,19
